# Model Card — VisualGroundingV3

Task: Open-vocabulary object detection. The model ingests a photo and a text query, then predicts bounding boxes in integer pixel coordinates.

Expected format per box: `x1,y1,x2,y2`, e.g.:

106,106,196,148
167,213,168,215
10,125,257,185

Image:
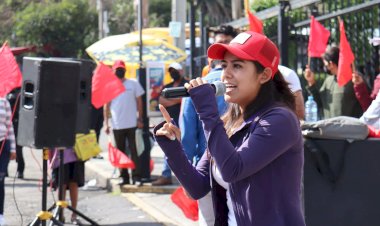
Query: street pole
97,0,104,39
189,0,196,78
199,5,206,69
231,0,243,20
278,0,290,66
171,0,186,51
138,0,151,181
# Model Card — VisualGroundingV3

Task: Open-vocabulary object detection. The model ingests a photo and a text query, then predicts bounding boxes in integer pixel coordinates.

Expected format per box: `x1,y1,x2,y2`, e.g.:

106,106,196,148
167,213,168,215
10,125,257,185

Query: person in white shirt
0,97,16,226
104,60,145,185
278,65,305,120
360,89,380,129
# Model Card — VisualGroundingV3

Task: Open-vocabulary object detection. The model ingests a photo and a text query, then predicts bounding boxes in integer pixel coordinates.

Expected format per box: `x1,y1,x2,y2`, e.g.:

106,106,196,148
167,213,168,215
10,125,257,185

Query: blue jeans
0,140,10,215
162,158,172,179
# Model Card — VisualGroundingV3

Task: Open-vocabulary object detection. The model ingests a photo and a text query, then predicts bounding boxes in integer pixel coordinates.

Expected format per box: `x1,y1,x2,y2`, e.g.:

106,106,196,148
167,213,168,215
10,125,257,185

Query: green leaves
14,0,97,57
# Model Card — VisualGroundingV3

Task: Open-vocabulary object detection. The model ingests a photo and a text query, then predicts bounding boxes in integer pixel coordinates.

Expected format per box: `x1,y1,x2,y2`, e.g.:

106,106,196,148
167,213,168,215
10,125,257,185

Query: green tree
14,0,97,57
108,0,135,35
148,0,171,27
251,0,278,12
198,0,232,26
108,0,171,34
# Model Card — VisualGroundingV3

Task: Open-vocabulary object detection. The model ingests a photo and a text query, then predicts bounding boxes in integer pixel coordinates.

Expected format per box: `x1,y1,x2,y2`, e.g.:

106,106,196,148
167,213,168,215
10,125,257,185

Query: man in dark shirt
152,62,188,186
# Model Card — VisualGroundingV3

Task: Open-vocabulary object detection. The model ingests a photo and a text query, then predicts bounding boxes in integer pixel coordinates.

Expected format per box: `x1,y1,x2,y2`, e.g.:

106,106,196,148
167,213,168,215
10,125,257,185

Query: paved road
4,148,163,226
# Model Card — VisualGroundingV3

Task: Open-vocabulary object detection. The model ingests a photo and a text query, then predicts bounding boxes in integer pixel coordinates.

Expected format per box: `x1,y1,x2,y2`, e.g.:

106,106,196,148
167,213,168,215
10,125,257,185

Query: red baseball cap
207,31,280,76
112,60,126,70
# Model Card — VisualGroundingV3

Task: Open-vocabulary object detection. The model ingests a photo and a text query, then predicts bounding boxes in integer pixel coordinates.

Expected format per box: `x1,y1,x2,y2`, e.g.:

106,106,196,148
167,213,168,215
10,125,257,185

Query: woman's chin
224,95,236,104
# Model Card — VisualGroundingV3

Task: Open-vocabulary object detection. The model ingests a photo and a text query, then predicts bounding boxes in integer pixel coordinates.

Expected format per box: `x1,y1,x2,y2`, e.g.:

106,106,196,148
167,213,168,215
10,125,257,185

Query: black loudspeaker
17,57,81,148
76,59,95,133
49,58,95,133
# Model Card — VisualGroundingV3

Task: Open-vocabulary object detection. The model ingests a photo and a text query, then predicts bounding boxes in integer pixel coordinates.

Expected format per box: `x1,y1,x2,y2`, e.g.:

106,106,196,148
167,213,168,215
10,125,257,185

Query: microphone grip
161,87,189,98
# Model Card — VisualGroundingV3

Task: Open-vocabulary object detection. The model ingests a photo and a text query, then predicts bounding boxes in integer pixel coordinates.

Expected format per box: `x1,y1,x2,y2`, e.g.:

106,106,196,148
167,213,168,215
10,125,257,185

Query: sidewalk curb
85,159,178,194
85,159,114,191
122,193,180,226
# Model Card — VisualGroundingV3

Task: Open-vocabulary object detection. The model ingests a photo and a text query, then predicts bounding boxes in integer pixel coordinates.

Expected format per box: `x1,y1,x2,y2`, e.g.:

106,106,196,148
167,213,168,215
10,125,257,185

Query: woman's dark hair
222,61,296,137
323,46,340,65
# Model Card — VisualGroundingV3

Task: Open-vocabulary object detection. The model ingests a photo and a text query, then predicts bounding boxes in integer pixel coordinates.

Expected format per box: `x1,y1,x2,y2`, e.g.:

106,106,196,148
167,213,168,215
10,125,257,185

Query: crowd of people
2,23,380,226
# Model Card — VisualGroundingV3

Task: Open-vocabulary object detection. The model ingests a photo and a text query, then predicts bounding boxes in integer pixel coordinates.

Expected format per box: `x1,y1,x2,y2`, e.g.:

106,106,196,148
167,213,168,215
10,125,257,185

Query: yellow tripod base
56,200,68,208
36,211,53,221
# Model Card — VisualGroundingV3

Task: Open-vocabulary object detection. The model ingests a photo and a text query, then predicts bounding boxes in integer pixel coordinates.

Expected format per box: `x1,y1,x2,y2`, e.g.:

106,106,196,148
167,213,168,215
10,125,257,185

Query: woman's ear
259,68,273,84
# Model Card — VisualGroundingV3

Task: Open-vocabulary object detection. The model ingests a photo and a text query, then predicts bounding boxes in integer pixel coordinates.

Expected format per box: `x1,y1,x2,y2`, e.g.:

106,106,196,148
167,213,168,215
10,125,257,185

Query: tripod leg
49,206,60,226
49,148,67,226
67,205,100,226
29,217,40,226
41,150,49,226
27,149,49,226
47,203,56,212
49,217,65,226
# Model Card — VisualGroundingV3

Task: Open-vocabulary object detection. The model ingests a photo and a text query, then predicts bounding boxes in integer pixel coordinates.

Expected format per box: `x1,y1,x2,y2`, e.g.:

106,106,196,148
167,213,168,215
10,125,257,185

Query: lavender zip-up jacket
154,84,306,226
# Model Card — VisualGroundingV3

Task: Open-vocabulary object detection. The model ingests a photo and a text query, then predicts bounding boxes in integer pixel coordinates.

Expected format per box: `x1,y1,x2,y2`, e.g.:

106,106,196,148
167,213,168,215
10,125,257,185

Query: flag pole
244,0,249,13
244,0,249,30
0,40,8,52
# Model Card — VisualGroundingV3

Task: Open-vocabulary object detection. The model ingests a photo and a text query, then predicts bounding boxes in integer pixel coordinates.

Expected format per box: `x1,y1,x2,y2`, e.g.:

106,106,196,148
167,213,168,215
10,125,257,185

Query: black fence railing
285,0,380,90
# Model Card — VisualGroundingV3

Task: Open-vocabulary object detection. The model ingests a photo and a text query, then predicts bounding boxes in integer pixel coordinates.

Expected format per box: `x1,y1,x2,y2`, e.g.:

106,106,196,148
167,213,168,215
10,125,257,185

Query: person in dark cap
104,60,145,185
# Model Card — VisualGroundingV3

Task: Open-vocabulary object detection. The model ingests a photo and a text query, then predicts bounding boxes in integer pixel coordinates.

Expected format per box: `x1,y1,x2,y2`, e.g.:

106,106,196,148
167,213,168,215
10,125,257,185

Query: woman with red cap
154,31,305,226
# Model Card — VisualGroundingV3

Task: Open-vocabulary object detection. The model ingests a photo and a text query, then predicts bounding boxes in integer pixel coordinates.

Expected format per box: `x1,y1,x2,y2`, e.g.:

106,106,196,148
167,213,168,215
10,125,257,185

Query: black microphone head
213,81,226,96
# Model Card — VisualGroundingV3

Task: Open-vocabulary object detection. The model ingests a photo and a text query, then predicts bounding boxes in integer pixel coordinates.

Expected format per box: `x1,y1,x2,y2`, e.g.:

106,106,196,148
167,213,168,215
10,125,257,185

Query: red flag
171,186,199,221
108,142,135,169
338,20,355,86
91,62,125,108
308,16,330,57
0,43,22,97
246,9,263,34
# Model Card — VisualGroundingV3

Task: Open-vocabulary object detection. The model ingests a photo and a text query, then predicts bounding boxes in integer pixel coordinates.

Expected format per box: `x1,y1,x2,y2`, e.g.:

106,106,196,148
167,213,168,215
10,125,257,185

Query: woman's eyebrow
231,59,245,63
221,59,245,63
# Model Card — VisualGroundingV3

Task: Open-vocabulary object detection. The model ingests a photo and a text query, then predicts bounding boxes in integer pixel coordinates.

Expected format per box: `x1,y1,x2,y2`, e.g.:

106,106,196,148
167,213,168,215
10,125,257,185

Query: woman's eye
233,64,242,69
221,64,227,69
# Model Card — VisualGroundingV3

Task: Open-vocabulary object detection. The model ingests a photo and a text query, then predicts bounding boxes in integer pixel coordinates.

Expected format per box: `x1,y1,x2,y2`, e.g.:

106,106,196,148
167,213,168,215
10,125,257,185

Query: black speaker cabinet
17,57,81,148
75,59,95,133
48,58,95,133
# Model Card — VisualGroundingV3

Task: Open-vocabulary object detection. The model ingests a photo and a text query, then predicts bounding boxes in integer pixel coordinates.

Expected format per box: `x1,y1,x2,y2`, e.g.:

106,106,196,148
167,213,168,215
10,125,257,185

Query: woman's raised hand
184,77,208,92
155,104,181,141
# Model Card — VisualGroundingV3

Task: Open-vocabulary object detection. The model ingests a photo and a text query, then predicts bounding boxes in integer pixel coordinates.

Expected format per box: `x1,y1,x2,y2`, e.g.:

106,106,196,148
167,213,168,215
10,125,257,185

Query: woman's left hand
184,77,208,92
10,152,16,160
155,104,181,141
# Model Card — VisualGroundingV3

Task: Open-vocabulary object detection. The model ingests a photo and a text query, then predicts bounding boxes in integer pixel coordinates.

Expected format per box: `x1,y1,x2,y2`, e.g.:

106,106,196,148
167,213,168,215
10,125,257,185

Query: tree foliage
251,0,278,12
148,0,171,27
108,0,171,34
108,0,135,35
197,0,232,26
13,0,97,57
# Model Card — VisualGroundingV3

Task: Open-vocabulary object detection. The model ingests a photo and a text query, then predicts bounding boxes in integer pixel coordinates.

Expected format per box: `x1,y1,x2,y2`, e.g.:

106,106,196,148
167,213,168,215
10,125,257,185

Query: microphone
161,81,226,98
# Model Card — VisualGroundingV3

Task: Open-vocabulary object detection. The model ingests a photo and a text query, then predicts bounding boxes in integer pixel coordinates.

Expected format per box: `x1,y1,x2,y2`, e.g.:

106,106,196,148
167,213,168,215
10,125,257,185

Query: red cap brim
207,43,256,61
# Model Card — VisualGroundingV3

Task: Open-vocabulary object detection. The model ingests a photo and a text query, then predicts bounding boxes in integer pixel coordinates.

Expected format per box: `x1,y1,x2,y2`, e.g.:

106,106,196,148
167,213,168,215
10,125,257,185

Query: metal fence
208,0,380,88
284,0,380,88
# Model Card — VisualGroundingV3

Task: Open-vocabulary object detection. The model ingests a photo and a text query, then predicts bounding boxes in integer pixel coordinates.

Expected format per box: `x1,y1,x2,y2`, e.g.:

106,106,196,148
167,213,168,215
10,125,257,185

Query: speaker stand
29,149,64,226
48,148,100,226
